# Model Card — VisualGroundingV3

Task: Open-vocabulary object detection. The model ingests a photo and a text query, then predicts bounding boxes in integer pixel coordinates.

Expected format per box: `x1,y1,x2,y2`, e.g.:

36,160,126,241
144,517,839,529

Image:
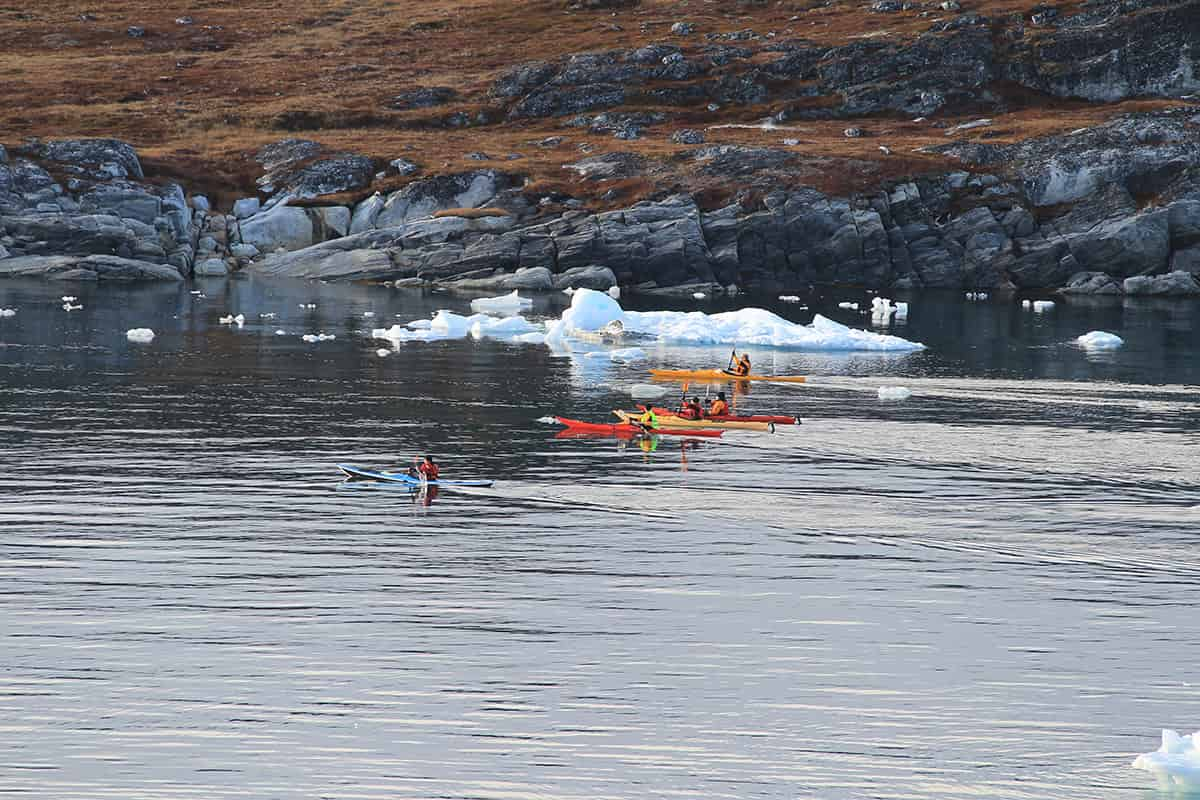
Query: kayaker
729,352,752,377
679,396,705,420
634,406,660,432
708,392,730,417
415,455,440,481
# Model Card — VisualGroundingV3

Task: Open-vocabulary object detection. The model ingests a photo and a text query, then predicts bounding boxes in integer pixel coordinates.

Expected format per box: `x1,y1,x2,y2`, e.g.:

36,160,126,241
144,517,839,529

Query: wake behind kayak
337,464,494,487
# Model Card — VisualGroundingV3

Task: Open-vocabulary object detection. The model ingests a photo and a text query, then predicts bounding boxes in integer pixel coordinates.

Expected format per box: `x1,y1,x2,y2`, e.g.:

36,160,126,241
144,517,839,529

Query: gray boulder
233,197,262,219
252,240,397,280
553,265,618,290
502,266,554,290
17,138,144,180
350,192,386,234
237,205,314,253
1060,271,1123,295
194,258,230,276
1170,245,1200,274
77,185,161,224
318,206,351,237
0,254,182,280
1123,270,1200,296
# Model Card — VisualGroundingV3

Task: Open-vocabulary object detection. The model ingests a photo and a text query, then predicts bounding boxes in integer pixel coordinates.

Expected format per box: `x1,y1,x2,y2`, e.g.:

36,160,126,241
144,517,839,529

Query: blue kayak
337,464,494,487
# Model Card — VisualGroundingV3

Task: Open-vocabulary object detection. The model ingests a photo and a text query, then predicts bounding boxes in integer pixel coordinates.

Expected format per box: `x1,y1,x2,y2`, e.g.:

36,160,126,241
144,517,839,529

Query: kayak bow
649,368,808,384
337,464,494,487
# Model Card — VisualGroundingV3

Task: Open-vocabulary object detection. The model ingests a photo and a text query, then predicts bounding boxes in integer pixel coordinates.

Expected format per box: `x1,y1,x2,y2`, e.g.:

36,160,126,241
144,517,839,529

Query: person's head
691,396,700,404
424,455,435,464
717,392,726,400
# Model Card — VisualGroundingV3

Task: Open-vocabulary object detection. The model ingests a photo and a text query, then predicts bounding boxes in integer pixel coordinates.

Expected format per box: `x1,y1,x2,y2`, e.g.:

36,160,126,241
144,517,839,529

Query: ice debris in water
779,295,801,303
470,290,532,315
219,314,245,326
0,308,16,318
536,416,560,425
125,328,155,343
375,348,391,357
609,347,646,362
562,287,577,296
363,311,375,317
301,333,336,343
878,386,913,401
692,292,707,300
259,312,276,319
838,301,859,310
274,329,287,335
61,296,77,303
373,310,538,344
871,297,905,323
1023,299,1055,312
965,291,989,300
1132,730,1200,791
62,303,83,311
1077,330,1124,349
628,383,670,399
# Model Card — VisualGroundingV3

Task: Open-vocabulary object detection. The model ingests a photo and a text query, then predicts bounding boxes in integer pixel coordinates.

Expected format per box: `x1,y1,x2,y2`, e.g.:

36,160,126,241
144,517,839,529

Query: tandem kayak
337,464,495,487
649,368,808,384
649,407,799,425
612,409,775,432
555,417,724,438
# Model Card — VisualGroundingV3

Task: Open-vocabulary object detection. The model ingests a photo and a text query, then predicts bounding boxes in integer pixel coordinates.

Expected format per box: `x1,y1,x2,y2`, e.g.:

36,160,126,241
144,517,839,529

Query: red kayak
651,407,799,425
555,417,724,438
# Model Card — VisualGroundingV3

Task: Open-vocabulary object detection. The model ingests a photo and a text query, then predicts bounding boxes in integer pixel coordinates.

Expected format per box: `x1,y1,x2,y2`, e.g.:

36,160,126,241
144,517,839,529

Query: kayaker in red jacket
708,392,729,417
679,396,705,419
414,455,440,481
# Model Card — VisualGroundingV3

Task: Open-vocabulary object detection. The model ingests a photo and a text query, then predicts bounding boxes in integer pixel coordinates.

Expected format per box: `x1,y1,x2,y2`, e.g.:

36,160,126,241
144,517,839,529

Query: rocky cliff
2,0,1200,295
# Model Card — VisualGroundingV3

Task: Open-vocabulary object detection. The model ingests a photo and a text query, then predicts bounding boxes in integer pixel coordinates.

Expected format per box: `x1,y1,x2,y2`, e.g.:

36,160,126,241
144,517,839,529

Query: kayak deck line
647,407,799,425
337,464,495,487
648,368,808,384
612,409,774,432
554,416,725,438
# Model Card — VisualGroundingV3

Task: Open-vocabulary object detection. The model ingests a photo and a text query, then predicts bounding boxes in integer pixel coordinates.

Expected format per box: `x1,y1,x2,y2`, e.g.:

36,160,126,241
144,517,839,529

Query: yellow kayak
648,368,807,384
613,410,775,432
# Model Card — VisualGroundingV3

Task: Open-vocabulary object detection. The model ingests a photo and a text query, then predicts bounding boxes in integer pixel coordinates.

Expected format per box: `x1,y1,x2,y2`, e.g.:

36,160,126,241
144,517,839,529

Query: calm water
1,276,1199,800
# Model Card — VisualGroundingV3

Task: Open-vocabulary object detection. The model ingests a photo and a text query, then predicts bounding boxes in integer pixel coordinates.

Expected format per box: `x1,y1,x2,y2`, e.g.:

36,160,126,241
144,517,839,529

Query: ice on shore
1133,730,1200,791
125,328,155,343
470,290,532,314
1077,331,1124,350
878,386,913,401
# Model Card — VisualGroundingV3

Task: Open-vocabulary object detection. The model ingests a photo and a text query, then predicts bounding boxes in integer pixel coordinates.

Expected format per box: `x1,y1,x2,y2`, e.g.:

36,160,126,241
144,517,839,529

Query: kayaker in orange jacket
729,352,751,377
708,392,729,417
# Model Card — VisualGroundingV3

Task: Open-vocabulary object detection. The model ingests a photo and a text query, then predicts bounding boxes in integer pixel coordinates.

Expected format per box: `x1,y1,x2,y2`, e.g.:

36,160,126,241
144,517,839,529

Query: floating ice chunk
1077,330,1124,349
469,315,539,340
218,313,245,326
692,292,707,300
363,311,375,317
779,295,801,303
560,288,625,333
609,347,646,362
374,310,538,344
0,308,15,318
871,297,896,321
1133,730,1200,791
878,386,912,401
838,301,859,310
125,328,155,343
536,416,559,425
607,286,621,299
894,302,908,320
62,303,83,311
513,331,547,345
302,334,318,342
259,312,276,319
275,329,287,335
1033,300,1055,312
190,290,202,295
965,291,988,300
470,290,532,314
622,308,924,351
376,348,391,357
628,383,670,399
61,296,77,302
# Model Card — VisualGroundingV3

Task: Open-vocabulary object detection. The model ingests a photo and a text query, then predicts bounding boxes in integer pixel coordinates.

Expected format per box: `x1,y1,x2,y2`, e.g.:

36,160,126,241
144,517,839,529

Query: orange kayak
649,368,807,384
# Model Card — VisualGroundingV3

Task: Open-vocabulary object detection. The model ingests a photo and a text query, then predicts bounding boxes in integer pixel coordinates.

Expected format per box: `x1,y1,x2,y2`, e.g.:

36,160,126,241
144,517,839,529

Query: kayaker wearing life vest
414,455,439,481
678,396,705,419
728,351,752,377
708,392,730,417
634,406,660,432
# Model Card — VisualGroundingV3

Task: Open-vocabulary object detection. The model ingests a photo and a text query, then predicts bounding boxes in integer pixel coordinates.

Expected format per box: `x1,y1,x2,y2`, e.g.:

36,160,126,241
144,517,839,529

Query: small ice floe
299,303,317,310
1076,330,1124,350
894,301,908,320
375,348,391,357
871,297,898,323
1023,299,1055,312
274,329,287,335
0,308,16,318
362,311,375,318
609,347,646,363
628,383,670,399
259,312,276,319
607,286,621,299
779,295,801,303
536,416,560,424
62,303,83,311
218,314,245,326
692,292,707,300
190,290,203,295
965,291,988,300
471,290,532,314
1132,730,1200,791
125,328,155,343
301,333,336,343
61,295,77,303
838,301,859,311
878,386,913,401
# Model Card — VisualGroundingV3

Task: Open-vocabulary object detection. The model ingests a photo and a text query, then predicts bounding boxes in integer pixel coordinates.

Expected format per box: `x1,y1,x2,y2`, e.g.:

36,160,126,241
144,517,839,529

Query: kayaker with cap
708,392,730,417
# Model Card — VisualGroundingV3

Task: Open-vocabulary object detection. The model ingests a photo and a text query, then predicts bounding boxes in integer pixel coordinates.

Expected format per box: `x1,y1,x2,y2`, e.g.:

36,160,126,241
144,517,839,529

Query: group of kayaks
340,366,808,487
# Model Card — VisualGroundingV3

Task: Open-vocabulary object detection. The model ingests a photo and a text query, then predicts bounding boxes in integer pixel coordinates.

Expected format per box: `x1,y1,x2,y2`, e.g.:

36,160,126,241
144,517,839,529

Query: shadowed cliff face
2,0,1200,293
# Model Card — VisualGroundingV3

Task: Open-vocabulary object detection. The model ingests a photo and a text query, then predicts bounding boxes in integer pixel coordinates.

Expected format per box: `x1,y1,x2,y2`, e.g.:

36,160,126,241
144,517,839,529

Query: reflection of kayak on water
554,417,724,438
337,464,495,487
649,368,808,384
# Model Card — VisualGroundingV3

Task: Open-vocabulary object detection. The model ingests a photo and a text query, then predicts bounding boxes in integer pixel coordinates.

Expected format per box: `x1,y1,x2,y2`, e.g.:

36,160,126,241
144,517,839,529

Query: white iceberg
470,290,533,315
1076,330,1124,349
1133,730,1200,791
125,328,155,343
373,310,538,344
878,386,913,401
62,303,83,311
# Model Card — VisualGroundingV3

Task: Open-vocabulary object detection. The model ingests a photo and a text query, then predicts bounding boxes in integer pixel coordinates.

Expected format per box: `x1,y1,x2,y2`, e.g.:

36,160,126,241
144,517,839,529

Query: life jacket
637,409,659,429
709,399,729,417
734,356,751,376
418,462,440,480
680,402,703,419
